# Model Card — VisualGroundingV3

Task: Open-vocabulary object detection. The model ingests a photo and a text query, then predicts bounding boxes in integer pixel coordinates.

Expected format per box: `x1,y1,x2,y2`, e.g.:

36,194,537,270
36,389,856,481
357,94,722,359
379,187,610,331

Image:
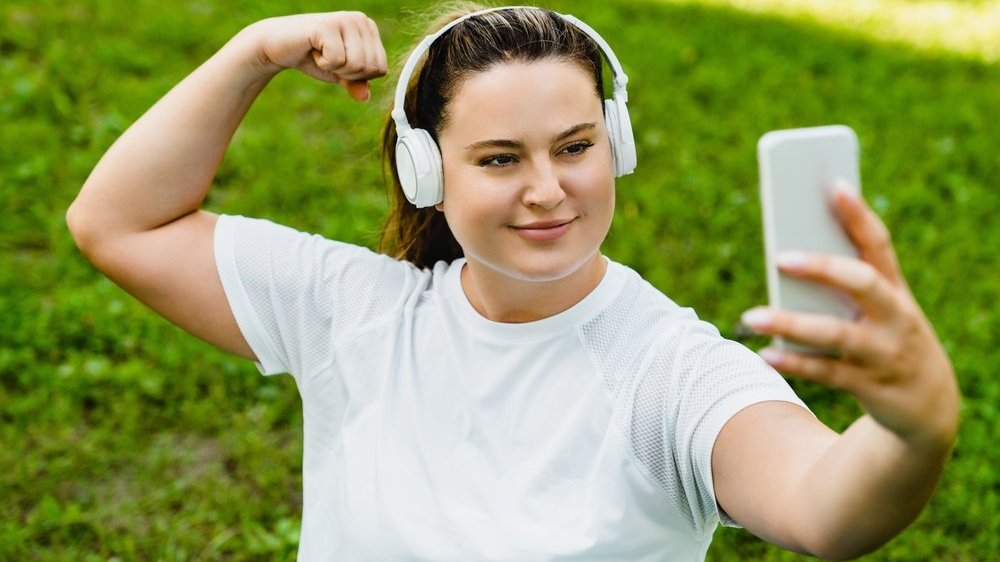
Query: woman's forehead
440,60,603,143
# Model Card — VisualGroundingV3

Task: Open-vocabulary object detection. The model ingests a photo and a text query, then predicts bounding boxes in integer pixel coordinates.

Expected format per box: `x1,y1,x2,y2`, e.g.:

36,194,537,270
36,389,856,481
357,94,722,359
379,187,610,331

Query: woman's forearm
790,413,955,560
67,27,275,246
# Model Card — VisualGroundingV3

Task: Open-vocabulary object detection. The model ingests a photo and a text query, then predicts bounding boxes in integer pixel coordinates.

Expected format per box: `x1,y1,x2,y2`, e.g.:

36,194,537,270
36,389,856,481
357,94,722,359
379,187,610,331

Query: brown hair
379,4,606,269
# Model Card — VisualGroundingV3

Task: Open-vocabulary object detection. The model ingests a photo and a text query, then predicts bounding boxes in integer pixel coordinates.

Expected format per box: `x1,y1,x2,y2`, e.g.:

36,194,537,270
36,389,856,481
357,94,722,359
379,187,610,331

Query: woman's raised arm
66,12,387,358
713,186,960,560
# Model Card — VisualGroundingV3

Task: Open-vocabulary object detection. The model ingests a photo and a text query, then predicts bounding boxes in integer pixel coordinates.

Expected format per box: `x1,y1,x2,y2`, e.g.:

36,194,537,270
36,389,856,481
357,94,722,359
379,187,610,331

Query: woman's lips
510,218,575,241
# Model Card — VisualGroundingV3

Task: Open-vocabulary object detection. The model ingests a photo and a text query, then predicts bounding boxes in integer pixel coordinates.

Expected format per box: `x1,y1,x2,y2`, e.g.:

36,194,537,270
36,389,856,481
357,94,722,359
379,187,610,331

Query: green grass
2,0,998,559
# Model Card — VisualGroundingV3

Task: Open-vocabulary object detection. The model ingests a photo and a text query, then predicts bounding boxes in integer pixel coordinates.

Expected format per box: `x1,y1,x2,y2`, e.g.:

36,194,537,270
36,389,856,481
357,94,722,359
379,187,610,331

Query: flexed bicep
80,211,255,360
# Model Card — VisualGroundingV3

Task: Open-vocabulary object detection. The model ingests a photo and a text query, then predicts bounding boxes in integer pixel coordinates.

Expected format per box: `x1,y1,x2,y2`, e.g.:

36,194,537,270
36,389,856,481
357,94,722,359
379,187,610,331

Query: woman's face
436,59,615,285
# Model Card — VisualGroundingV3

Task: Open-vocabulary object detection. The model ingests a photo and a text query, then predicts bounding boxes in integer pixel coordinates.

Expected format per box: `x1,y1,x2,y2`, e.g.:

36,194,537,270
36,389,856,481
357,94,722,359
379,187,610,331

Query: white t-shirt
214,215,808,562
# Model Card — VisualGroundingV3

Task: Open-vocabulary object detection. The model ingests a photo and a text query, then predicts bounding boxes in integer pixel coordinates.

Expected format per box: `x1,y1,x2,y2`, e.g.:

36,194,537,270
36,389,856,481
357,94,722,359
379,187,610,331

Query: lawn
1,0,997,560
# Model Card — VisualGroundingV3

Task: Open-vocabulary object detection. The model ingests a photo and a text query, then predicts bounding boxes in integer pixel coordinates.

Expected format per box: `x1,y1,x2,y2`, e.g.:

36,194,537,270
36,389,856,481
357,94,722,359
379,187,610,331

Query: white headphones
390,6,637,208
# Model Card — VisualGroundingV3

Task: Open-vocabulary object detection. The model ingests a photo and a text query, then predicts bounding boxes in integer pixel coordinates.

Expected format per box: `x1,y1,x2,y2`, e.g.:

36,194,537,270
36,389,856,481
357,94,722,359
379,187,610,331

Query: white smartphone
757,125,862,354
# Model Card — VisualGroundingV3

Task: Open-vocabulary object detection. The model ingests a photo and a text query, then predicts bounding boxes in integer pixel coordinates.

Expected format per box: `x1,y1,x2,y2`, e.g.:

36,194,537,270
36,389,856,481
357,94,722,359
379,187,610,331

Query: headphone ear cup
604,98,637,177
395,128,444,208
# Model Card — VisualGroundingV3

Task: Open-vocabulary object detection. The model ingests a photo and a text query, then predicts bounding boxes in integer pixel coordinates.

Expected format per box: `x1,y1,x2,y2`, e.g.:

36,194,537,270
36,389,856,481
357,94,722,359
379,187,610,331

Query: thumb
340,79,371,102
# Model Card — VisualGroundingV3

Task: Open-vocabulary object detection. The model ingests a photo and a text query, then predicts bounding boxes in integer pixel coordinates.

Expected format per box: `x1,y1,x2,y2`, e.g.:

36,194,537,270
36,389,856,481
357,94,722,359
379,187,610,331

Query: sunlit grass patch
655,0,1000,62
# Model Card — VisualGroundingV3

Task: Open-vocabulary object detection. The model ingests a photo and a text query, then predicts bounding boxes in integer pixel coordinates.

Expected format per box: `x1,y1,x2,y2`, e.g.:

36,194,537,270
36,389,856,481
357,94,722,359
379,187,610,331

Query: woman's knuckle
823,364,846,388
813,254,830,276
858,263,880,293
327,51,347,68
771,310,788,331
888,338,907,366
807,358,838,387
833,321,852,347
877,228,892,248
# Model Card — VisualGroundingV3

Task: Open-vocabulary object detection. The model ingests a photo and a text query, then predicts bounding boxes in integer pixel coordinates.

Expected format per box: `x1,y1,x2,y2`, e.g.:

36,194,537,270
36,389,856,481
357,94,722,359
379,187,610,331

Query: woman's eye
562,141,595,156
479,154,517,167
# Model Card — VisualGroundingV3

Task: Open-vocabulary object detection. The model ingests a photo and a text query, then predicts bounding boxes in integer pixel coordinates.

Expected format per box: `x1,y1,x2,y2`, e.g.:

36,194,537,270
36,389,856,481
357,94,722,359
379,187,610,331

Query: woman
67,5,959,561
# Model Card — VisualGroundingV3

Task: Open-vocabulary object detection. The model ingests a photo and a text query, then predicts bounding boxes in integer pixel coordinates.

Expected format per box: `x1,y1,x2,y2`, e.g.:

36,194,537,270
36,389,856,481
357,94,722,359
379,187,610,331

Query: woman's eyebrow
464,122,597,151
465,138,523,151
553,122,597,142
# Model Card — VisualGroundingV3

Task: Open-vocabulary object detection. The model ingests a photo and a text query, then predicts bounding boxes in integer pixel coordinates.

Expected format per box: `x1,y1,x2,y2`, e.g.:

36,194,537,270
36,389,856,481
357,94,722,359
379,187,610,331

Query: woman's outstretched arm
713,186,960,560
66,12,386,357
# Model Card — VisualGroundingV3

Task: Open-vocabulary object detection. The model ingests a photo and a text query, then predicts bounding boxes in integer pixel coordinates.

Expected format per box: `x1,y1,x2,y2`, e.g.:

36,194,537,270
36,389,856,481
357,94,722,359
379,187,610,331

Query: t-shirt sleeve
579,272,810,537
214,214,421,377
669,319,811,531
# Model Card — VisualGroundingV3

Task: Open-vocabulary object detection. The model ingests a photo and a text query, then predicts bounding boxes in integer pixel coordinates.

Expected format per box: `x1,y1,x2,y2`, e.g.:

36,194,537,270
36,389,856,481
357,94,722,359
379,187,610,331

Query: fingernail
776,250,809,271
759,347,784,365
741,308,774,329
833,178,858,201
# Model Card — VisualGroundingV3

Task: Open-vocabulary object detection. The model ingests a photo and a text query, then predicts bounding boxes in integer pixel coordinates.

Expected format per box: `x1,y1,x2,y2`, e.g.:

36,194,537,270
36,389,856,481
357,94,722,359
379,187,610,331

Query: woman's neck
459,253,607,323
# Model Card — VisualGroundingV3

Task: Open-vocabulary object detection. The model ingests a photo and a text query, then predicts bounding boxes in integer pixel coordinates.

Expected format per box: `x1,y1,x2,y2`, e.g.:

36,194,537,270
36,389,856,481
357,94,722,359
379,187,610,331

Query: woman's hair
379,4,606,269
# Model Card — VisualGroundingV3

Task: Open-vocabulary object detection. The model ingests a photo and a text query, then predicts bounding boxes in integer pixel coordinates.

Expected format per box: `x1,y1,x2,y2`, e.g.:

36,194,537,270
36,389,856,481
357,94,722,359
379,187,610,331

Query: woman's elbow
804,533,888,561
65,196,118,268
66,199,98,256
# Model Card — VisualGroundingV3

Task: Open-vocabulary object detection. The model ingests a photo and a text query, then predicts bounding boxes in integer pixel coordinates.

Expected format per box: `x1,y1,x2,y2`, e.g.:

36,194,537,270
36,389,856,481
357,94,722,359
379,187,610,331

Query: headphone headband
390,6,630,131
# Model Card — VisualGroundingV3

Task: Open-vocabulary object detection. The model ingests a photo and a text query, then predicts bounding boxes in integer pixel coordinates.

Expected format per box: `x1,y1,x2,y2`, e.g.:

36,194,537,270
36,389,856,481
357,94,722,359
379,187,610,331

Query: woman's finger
741,307,884,363
759,346,869,394
311,30,347,73
340,79,371,102
336,18,375,81
350,17,377,78
356,15,385,77
368,17,388,75
832,182,904,287
776,251,903,319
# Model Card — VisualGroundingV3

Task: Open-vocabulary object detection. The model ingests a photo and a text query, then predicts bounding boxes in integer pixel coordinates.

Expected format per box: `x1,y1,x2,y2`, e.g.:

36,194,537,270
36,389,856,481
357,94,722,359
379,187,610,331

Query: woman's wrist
888,364,961,457
220,22,286,87
914,378,961,455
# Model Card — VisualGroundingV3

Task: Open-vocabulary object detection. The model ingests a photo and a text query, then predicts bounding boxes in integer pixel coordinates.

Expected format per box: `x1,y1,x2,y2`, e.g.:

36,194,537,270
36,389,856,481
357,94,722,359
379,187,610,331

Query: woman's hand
740,184,960,451
239,12,388,101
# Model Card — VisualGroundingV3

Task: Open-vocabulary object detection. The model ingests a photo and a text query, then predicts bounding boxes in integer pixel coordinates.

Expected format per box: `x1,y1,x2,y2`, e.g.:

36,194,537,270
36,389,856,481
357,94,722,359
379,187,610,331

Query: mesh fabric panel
579,272,799,534
226,216,416,378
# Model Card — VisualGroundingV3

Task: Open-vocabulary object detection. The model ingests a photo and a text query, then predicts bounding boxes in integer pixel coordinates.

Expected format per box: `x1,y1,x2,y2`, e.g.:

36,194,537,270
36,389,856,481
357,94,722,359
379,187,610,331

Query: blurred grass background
1,0,997,560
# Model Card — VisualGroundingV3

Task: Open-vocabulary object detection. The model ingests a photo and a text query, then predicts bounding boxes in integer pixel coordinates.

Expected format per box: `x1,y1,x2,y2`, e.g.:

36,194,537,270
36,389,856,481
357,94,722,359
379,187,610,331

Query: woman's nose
521,160,566,209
